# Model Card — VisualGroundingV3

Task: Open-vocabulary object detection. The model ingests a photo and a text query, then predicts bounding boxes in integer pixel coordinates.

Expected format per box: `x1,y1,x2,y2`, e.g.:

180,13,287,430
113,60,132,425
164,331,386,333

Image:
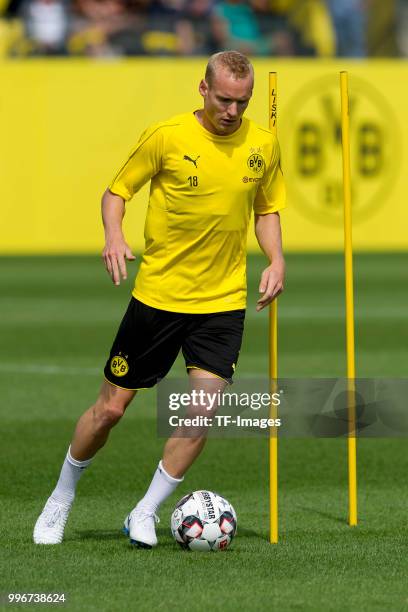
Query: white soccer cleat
33,497,72,545
123,505,160,549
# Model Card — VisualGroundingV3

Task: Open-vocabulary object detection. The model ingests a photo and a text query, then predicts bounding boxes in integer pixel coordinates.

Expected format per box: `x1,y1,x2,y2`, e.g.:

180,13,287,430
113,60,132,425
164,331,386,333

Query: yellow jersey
109,112,286,314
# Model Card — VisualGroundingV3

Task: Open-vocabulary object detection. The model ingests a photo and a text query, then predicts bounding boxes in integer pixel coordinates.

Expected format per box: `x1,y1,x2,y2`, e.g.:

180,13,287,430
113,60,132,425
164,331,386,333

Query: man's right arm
102,122,165,285
101,189,136,286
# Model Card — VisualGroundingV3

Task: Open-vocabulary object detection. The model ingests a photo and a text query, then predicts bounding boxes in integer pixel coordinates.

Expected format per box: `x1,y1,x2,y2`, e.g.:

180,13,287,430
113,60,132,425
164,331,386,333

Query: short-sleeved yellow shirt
109,112,286,314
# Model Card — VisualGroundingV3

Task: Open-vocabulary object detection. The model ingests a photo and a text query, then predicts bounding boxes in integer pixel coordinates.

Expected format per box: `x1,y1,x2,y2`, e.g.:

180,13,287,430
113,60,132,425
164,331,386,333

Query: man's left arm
254,212,285,312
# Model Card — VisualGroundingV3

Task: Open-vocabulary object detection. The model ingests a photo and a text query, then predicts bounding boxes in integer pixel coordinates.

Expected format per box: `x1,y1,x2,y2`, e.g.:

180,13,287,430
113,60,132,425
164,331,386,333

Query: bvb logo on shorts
247,153,265,173
110,354,129,377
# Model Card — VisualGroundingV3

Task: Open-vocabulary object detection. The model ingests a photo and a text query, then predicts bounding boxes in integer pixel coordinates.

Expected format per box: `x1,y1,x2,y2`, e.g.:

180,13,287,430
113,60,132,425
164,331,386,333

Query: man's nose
227,102,238,117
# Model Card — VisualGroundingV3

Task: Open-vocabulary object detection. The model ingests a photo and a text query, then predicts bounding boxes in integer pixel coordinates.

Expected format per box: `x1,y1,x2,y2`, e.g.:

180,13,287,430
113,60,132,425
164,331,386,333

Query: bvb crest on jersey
247,153,265,173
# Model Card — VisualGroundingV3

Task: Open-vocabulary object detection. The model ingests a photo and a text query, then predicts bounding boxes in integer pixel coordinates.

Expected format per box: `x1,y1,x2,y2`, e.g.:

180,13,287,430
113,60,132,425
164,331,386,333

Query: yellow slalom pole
340,71,358,527
268,72,278,544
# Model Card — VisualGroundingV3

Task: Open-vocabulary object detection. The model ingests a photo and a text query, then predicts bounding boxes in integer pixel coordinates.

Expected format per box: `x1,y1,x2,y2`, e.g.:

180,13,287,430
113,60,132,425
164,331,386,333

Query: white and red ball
171,490,237,552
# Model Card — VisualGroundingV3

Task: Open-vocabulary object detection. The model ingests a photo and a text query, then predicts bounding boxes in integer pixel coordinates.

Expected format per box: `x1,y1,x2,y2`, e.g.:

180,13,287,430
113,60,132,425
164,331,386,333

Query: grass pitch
1,254,407,611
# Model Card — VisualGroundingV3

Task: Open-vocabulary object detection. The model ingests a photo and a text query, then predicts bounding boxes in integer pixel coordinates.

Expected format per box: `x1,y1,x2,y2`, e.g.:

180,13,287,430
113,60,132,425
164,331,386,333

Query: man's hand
101,189,135,286
102,238,136,286
256,258,285,311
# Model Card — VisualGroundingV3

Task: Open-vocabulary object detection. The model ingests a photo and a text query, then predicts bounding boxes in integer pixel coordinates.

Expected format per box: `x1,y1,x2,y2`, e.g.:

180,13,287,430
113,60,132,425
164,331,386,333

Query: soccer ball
171,490,237,552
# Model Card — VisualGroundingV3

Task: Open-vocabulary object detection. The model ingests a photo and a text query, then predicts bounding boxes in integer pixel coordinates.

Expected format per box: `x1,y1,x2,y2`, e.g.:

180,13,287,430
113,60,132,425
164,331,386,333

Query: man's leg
70,381,136,460
162,369,227,477
33,381,135,544
126,369,226,548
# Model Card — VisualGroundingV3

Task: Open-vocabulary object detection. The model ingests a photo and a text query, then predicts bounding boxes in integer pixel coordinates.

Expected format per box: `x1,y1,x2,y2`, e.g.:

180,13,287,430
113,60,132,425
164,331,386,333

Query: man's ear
199,79,208,98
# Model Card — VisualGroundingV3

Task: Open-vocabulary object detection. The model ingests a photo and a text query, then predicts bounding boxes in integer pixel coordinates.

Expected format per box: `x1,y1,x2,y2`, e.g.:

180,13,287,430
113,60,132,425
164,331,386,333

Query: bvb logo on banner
283,75,401,226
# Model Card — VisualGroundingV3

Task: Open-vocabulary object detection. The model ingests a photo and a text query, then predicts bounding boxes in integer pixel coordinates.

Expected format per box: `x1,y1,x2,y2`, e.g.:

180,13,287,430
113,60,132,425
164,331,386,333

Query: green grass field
1,253,407,611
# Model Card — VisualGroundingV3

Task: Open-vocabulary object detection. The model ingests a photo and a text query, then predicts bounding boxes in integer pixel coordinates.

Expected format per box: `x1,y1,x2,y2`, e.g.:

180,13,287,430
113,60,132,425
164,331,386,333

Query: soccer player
33,50,286,547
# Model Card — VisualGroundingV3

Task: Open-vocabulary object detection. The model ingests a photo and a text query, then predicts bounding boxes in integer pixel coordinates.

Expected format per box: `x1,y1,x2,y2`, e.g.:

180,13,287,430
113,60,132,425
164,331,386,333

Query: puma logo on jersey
184,155,200,168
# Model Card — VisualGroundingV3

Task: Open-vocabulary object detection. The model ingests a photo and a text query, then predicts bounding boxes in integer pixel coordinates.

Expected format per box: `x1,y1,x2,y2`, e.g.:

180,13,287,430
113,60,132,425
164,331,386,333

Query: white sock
137,460,183,514
50,446,92,506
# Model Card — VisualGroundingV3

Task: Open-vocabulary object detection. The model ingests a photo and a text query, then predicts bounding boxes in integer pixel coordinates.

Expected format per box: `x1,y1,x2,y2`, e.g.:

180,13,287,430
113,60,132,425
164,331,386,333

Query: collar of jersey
190,111,246,141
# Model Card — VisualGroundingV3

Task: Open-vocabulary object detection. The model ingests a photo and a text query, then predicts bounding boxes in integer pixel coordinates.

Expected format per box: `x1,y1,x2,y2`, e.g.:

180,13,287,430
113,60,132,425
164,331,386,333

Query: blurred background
1,0,408,59
1,1,407,255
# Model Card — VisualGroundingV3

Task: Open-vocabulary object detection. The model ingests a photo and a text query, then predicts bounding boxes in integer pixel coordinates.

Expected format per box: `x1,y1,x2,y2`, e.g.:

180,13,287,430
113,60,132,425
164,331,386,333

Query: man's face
199,67,253,135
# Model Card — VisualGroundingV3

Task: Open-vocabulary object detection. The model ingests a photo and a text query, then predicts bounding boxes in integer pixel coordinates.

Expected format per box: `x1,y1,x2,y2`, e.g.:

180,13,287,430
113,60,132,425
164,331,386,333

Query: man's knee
93,383,136,428
94,401,126,427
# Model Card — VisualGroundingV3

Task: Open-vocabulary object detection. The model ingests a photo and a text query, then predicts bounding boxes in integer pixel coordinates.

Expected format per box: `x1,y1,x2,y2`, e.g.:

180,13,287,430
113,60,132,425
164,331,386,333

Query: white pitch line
0,363,100,376
0,363,254,378
244,306,408,321
0,363,279,379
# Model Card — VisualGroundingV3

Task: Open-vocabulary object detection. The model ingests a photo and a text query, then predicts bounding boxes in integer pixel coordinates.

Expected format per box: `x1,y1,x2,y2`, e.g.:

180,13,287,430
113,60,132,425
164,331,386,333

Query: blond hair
205,51,254,87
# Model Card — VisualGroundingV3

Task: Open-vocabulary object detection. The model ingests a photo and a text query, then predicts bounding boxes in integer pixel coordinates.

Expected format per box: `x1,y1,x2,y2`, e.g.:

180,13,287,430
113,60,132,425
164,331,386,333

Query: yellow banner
0,59,407,253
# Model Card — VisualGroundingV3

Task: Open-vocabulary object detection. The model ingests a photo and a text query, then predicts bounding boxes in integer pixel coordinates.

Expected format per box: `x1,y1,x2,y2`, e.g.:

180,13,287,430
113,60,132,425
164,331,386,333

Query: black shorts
104,298,245,390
